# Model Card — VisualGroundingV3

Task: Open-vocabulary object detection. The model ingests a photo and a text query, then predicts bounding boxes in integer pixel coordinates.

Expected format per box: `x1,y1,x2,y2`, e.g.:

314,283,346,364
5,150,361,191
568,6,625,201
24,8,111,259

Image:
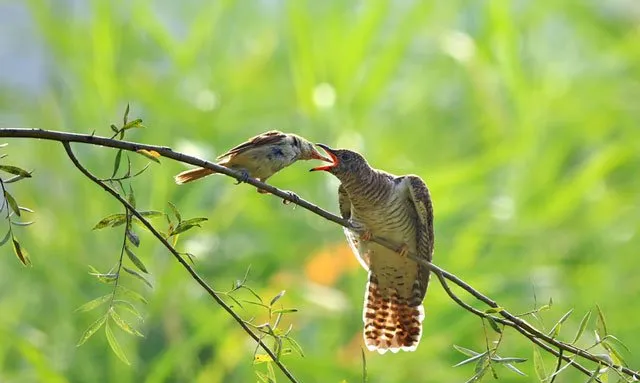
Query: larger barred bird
311,144,434,353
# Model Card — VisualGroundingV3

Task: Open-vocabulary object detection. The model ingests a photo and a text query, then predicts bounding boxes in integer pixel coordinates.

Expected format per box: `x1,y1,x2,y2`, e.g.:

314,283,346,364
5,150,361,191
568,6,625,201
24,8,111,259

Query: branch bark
2,128,638,382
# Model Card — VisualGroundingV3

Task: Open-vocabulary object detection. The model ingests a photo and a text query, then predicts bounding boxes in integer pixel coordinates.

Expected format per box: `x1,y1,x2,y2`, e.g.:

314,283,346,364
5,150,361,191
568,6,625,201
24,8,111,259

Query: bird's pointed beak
310,143,338,172
309,146,333,163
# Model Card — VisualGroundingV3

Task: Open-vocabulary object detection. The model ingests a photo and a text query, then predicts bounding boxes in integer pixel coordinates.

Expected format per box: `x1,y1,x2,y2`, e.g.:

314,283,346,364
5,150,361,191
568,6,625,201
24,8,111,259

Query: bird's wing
405,175,435,301
339,184,369,270
216,130,285,160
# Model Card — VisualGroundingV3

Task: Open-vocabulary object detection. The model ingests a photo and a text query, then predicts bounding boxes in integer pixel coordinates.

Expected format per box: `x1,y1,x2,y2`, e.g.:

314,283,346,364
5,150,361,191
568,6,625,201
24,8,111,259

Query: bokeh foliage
1,0,639,382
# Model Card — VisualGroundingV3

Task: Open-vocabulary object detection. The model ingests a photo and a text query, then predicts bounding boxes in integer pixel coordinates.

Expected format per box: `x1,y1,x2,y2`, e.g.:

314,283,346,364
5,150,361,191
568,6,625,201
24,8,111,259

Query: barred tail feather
174,167,216,184
363,273,424,354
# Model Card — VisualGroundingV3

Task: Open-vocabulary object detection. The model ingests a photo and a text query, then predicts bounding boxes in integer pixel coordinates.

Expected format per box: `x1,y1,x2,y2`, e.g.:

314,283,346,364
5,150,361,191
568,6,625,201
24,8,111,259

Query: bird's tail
362,273,424,354
174,167,216,184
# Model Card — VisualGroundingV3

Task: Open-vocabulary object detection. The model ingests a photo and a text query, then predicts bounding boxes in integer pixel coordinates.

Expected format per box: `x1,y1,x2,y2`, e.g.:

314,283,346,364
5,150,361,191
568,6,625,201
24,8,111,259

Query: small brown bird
311,144,434,354
174,131,331,192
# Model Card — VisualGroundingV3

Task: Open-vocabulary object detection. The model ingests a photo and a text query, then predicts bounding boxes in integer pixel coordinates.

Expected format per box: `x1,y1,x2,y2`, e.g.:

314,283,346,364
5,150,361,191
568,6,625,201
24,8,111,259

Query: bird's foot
397,243,409,258
282,191,300,205
234,170,250,185
359,230,373,242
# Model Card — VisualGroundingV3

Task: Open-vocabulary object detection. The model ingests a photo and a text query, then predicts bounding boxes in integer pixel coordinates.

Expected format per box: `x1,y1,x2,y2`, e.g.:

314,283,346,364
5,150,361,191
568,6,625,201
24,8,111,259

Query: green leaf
4,191,20,217
136,149,161,163
491,356,527,364
270,290,286,306
454,351,488,368
0,229,11,247
180,217,208,226
111,149,123,178
117,286,148,304
572,310,592,344
169,217,209,236
167,202,181,222
126,229,140,247
548,308,574,339
533,347,547,382
0,165,32,178
123,118,144,130
503,363,527,377
124,246,147,273
105,321,130,365
109,308,143,337
284,336,305,358
110,124,119,133
123,103,130,124
12,238,31,266
11,220,34,227
484,307,504,314
113,300,143,321
93,213,127,230
127,186,136,209
131,163,151,178
454,344,481,357
486,317,502,334
585,364,603,383
272,308,298,314
4,173,31,184
595,304,608,337
254,353,273,364
75,294,111,313
76,315,107,346
123,267,153,288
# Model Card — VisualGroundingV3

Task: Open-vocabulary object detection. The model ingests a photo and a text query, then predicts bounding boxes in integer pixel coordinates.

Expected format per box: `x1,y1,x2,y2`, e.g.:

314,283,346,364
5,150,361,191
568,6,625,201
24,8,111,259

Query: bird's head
296,136,333,163
309,144,369,180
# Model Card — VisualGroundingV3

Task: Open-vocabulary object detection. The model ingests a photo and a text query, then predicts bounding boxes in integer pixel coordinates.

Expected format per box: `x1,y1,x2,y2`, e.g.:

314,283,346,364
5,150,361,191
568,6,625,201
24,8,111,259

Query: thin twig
61,141,299,383
2,128,639,381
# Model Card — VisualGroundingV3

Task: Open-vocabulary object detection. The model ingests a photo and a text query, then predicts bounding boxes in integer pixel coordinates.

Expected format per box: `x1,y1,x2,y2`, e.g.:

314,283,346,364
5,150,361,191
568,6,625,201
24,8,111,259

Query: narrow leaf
454,351,488,368
272,308,298,314
76,315,107,346
179,217,208,226
123,103,130,124
11,220,34,227
126,229,140,247
361,347,368,383
503,363,527,377
111,149,123,178
105,322,130,365
93,213,127,230
595,304,608,336
123,267,153,288
124,246,147,273
254,353,273,364
4,173,31,184
548,308,574,339
12,238,31,266
286,336,305,357
572,310,592,344
113,300,143,321
533,347,547,382
117,286,148,304
486,317,502,334
75,294,111,312
136,149,161,163
484,307,504,314
492,356,527,364
270,290,286,306
4,191,20,216
454,344,481,357
167,202,181,222
109,308,144,337
0,229,11,247
0,165,32,178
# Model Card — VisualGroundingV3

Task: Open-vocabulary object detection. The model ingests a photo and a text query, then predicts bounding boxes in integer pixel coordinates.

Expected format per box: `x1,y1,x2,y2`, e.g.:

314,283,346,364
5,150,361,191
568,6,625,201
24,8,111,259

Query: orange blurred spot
304,243,360,286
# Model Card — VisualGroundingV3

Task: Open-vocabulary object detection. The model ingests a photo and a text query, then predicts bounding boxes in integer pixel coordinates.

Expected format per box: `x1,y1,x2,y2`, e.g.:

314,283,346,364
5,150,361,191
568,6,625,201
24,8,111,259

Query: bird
174,131,331,192
311,144,434,354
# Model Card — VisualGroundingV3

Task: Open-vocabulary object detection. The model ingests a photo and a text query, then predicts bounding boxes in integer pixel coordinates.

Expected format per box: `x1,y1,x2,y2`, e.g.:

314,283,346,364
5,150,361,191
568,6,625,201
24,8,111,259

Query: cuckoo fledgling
174,131,331,192
311,144,434,354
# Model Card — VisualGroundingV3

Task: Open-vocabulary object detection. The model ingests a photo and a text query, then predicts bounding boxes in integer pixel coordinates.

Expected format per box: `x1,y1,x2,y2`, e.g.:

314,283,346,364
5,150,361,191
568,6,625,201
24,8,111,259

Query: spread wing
216,130,285,160
405,175,434,301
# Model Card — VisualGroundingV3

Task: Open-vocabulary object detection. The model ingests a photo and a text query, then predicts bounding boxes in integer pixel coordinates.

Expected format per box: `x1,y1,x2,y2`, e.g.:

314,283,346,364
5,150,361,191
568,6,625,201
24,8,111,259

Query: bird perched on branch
174,131,331,192
311,144,434,354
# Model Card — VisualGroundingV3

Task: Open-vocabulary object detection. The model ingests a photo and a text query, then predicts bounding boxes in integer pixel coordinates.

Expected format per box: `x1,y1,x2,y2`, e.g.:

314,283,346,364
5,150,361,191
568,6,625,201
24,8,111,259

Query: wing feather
216,130,286,160
405,175,434,303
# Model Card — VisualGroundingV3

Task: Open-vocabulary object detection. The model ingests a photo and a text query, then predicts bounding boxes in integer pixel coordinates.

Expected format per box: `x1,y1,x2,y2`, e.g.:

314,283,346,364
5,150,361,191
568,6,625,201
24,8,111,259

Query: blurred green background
1,0,639,382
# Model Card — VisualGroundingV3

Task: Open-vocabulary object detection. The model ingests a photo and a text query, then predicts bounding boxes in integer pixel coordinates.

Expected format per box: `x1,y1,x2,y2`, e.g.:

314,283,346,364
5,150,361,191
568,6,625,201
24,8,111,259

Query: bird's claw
234,170,250,185
398,244,409,258
282,191,300,205
359,230,373,242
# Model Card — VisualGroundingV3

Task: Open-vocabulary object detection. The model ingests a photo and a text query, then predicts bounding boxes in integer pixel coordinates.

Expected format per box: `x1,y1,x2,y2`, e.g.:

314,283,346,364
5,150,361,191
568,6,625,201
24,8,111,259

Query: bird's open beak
310,143,338,172
309,146,333,163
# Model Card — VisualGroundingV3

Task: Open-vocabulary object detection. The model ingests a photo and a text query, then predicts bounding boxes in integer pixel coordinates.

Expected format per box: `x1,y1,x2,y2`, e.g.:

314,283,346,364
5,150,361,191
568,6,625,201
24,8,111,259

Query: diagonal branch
61,141,299,383
2,128,638,381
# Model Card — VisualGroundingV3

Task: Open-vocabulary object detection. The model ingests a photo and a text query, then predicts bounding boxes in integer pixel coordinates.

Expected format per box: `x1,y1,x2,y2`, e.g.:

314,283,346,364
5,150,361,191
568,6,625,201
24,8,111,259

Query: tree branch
61,141,299,383
2,128,638,381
